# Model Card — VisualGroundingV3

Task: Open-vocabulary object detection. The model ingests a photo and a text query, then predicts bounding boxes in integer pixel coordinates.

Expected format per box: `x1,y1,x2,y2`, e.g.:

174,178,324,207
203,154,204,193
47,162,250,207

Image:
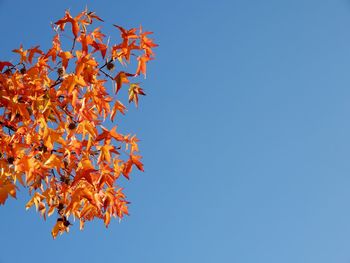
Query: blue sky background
1,0,350,262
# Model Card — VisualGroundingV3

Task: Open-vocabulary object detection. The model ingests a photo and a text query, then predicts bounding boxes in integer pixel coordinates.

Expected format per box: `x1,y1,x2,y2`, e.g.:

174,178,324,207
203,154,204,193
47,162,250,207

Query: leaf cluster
0,8,157,238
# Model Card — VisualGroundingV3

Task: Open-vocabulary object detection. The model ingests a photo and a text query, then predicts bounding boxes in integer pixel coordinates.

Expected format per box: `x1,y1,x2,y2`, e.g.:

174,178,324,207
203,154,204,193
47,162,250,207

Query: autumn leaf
0,61,13,71
114,71,134,94
96,126,125,142
12,45,28,63
128,83,146,106
123,154,144,179
44,154,63,170
131,154,144,171
45,35,61,62
91,27,105,42
76,120,97,139
28,46,44,64
113,25,138,42
0,183,17,205
77,33,93,54
58,51,74,69
136,54,152,76
51,219,69,239
110,100,126,121
54,10,80,38
128,135,140,153
91,41,107,58
139,27,158,56
97,142,119,164
86,11,104,23
104,210,111,227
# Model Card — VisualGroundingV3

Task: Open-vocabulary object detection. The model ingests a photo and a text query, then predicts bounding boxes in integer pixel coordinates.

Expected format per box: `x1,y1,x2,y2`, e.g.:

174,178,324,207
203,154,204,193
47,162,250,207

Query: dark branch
99,68,114,80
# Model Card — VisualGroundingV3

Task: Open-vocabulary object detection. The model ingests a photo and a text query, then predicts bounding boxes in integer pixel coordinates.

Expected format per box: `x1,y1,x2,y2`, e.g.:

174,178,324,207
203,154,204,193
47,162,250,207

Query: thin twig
59,106,74,120
49,77,63,89
70,38,77,53
99,68,114,80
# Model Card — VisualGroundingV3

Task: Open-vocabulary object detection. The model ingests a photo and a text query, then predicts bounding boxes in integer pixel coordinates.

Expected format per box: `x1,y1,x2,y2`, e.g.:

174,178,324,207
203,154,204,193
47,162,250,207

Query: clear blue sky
1,0,350,262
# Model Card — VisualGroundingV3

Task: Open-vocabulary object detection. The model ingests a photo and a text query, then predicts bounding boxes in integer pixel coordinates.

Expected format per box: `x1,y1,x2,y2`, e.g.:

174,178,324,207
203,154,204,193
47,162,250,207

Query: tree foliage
0,9,157,238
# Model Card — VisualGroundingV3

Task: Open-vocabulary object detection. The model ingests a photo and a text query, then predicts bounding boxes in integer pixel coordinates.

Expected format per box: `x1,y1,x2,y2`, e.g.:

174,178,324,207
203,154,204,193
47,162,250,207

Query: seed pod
106,62,115,71
34,154,42,160
38,144,48,153
68,122,76,130
63,220,71,227
57,203,64,211
60,175,71,185
57,67,65,77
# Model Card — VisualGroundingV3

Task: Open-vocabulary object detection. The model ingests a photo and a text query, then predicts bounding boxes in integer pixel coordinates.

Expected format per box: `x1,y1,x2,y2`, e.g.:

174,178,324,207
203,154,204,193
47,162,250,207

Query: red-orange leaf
122,154,144,179
28,46,44,64
86,11,104,23
131,154,144,171
113,25,138,42
0,61,13,71
0,183,17,205
91,41,107,58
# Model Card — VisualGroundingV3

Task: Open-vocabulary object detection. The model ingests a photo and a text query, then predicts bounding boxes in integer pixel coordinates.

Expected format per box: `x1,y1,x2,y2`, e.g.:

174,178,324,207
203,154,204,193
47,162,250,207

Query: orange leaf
91,41,107,58
54,10,80,38
104,211,111,227
113,25,138,42
86,11,104,22
91,27,105,42
51,220,69,239
136,55,152,76
58,51,73,69
110,100,126,121
12,45,28,63
131,154,144,171
28,46,44,64
44,154,63,170
114,71,133,94
128,83,146,107
97,144,114,163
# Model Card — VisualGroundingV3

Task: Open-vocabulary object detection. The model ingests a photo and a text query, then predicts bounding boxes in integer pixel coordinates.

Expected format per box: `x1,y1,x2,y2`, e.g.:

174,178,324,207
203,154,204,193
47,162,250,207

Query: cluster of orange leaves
0,9,157,238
